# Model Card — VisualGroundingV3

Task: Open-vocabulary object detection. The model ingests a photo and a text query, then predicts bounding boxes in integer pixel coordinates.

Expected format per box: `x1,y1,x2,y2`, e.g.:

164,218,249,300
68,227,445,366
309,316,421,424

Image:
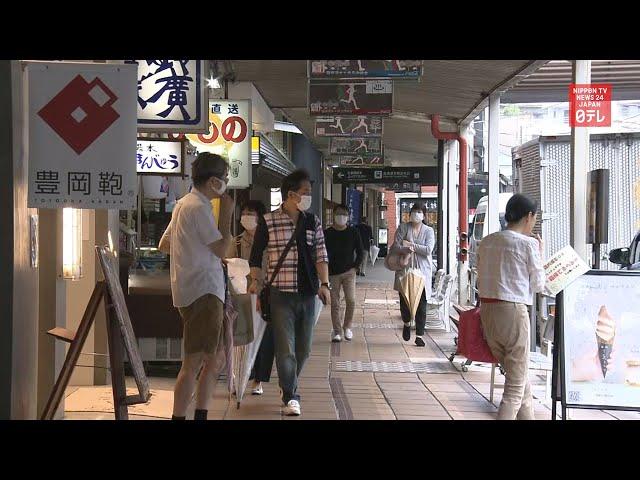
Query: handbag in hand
384,244,412,271
259,214,304,322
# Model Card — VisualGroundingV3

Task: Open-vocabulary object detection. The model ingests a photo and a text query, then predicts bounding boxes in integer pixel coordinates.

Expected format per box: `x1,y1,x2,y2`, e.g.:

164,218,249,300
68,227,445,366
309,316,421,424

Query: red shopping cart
449,304,500,372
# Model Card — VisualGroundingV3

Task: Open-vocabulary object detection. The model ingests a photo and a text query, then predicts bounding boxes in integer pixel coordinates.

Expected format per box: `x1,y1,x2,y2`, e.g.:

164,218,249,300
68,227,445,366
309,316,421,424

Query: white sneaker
251,381,263,395
283,400,301,416
331,332,342,342
344,328,353,341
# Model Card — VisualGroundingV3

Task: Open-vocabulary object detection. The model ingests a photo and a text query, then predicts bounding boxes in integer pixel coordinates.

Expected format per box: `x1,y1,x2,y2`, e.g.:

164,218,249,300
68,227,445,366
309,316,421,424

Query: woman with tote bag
392,203,435,347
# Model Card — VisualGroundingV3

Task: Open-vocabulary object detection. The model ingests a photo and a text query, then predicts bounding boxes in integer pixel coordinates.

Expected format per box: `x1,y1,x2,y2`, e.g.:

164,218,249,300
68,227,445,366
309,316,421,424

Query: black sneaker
402,324,411,341
415,337,426,347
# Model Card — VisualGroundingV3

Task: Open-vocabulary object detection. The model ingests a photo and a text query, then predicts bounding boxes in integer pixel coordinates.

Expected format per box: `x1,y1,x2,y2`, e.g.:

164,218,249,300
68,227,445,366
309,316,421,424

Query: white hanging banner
136,138,185,175
26,61,138,209
126,60,209,133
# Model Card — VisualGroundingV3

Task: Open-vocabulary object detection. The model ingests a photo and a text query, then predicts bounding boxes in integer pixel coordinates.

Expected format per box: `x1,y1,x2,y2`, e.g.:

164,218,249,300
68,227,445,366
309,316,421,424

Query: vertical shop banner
136,138,185,175
561,271,640,410
330,137,382,156
309,60,423,79
569,83,612,127
315,116,383,137
251,136,260,164
309,80,393,116
27,61,138,209
346,188,362,225
169,100,252,189
126,60,209,133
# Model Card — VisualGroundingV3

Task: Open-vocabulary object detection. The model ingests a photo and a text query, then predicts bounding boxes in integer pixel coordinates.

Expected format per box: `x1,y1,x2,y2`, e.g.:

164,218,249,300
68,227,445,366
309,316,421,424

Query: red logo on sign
38,75,119,154
167,116,248,144
569,83,612,127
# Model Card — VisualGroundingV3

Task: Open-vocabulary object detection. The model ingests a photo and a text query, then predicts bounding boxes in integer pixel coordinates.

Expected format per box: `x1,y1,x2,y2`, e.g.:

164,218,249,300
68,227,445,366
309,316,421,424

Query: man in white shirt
159,152,234,420
476,193,545,420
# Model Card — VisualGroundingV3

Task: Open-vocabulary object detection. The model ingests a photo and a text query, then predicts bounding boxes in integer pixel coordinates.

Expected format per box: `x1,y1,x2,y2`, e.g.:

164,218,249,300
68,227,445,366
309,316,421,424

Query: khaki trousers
480,302,535,420
329,269,357,336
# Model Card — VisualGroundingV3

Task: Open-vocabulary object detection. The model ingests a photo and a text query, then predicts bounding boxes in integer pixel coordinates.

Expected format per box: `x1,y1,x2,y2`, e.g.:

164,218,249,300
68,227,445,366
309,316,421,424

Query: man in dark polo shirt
324,204,363,343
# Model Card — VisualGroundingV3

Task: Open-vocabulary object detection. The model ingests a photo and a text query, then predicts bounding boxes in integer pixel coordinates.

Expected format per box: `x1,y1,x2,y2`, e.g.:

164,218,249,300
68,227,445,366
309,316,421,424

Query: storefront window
398,198,438,230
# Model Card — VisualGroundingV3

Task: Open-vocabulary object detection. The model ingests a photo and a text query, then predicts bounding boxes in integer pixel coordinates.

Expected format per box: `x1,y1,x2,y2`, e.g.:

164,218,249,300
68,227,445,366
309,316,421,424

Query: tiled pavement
64,264,640,421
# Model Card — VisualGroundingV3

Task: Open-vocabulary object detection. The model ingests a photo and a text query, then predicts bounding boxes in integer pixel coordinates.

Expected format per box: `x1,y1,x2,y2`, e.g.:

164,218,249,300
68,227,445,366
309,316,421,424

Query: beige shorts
178,294,224,355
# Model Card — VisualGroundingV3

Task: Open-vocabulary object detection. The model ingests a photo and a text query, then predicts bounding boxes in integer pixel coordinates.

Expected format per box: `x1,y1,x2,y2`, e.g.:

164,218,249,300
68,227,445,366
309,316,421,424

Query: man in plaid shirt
249,169,331,416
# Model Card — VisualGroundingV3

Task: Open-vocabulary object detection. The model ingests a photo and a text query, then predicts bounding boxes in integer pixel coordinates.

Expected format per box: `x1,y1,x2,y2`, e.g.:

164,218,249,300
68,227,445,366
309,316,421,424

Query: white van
469,193,513,269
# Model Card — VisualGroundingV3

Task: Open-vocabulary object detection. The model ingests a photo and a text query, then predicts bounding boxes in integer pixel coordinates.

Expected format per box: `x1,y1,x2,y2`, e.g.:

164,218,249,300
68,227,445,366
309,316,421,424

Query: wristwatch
321,282,331,289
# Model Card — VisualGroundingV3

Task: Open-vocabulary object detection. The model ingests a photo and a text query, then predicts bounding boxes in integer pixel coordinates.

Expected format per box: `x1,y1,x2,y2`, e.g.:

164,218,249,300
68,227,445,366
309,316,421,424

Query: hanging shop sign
168,100,252,189
26,61,138,209
333,167,437,185
338,155,384,167
560,270,640,411
136,138,185,175
330,137,382,156
125,60,209,133
315,116,383,137
309,60,423,79
309,80,393,116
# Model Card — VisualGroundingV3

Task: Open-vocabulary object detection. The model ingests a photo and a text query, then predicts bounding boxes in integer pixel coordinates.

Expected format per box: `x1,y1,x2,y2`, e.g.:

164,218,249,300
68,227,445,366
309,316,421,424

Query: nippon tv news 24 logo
569,83,612,127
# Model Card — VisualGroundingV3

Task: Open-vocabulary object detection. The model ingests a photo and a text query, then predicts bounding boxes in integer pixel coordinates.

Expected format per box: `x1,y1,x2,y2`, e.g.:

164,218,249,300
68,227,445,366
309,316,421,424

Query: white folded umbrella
232,294,267,409
370,245,380,266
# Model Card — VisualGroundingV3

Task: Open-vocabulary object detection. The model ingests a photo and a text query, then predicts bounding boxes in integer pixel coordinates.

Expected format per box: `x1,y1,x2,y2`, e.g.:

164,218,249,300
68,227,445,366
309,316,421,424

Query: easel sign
41,246,150,420
552,270,640,419
96,246,150,401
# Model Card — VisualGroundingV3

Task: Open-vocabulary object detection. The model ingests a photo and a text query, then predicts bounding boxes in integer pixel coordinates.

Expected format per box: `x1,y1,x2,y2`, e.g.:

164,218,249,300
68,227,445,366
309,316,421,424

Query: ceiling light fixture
274,121,303,134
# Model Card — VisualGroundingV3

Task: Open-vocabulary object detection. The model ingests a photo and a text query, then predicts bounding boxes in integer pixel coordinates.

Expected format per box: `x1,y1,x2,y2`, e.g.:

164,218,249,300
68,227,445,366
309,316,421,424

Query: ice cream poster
562,271,640,409
544,245,590,297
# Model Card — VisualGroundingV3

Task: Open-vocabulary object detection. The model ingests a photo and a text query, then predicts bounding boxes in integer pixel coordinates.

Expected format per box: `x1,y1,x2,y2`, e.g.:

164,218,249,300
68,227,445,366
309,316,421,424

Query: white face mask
410,212,424,223
335,215,349,226
296,194,312,212
211,177,227,196
241,215,258,231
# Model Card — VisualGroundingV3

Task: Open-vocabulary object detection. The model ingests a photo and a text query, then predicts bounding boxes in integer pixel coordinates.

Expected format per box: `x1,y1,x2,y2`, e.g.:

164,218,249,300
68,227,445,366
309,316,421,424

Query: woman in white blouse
477,194,545,420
